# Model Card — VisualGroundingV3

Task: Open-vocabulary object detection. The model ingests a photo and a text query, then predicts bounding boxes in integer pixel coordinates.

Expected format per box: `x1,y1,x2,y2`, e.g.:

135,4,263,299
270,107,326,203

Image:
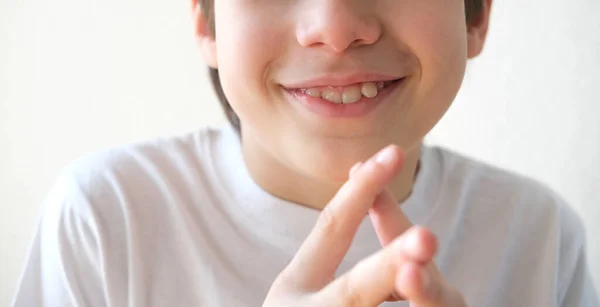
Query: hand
263,145,466,307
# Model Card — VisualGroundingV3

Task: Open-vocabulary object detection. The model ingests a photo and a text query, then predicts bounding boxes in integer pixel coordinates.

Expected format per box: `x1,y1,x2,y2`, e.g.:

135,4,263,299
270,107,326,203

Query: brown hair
199,0,484,132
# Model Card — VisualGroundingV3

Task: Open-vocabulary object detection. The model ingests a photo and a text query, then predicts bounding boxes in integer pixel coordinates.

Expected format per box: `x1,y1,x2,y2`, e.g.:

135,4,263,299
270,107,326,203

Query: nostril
295,8,381,53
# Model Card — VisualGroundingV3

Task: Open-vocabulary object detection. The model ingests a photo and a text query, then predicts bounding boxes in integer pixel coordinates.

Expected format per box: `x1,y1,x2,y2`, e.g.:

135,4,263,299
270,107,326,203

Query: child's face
197,0,489,181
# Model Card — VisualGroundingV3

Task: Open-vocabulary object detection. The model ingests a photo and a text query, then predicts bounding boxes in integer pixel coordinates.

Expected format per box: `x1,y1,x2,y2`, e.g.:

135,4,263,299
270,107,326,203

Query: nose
296,0,382,54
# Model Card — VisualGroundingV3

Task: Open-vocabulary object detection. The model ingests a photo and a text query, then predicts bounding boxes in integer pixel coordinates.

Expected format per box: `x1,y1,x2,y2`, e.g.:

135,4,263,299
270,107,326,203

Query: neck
242,137,422,211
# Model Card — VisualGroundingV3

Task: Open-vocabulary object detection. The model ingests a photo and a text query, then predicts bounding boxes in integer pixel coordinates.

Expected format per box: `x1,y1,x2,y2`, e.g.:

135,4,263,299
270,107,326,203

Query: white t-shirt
12,124,599,307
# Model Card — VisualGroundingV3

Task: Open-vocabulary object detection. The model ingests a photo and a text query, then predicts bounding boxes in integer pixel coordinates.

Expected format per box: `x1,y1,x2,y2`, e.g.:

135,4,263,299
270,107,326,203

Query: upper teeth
301,81,384,104
361,82,378,98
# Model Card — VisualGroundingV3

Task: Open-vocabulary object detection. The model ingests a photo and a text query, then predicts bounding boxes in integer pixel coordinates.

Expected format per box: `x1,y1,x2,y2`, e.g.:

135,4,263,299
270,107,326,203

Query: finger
314,234,409,306
384,292,405,302
396,263,466,307
368,188,413,246
397,226,438,264
369,193,441,273
395,226,442,283
313,227,436,306
385,226,438,302
349,161,363,177
288,145,405,290
369,190,422,302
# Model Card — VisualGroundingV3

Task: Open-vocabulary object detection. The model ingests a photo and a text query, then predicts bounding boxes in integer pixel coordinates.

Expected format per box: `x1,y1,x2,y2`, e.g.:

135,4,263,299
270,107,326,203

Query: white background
1,0,598,305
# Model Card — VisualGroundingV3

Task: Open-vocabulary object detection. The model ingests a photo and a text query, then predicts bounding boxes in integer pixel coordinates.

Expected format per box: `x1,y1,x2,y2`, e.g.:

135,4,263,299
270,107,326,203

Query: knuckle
317,206,345,236
337,277,366,307
334,258,379,307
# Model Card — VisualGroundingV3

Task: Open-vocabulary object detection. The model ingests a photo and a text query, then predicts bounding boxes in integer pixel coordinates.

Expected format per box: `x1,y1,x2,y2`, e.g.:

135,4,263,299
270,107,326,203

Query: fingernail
349,162,363,177
374,145,397,166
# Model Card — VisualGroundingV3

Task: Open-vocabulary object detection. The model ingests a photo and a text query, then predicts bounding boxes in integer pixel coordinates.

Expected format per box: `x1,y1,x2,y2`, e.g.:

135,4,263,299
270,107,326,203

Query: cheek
403,8,468,97
214,9,287,128
394,3,468,125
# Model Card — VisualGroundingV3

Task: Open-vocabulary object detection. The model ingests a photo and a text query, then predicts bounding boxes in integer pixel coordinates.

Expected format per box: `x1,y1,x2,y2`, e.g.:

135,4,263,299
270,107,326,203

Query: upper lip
281,72,404,89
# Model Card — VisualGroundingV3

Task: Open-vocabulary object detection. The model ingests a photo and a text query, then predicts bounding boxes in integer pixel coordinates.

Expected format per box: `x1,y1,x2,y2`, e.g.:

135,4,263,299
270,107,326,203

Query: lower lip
284,78,406,118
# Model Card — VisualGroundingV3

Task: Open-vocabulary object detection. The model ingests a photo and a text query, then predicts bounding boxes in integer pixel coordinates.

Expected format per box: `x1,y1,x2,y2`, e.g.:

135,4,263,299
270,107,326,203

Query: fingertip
397,263,450,305
345,146,404,194
376,145,404,166
412,226,438,258
395,262,424,298
394,226,438,263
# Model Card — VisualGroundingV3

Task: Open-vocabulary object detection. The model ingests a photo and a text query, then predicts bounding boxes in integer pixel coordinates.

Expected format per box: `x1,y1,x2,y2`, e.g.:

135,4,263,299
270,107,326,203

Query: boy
12,0,599,306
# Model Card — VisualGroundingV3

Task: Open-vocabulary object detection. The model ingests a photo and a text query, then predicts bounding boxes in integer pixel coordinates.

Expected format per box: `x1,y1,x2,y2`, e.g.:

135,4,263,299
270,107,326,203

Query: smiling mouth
286,78,404,104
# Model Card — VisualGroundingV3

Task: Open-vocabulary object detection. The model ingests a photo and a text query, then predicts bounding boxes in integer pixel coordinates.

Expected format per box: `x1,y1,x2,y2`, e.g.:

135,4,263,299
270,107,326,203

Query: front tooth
305,88,322,98
321,90,343,104
342,86,362,104
361,82,379,98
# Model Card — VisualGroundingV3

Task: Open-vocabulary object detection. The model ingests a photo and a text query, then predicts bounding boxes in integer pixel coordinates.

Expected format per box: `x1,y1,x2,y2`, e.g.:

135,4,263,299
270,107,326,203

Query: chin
289,143,377,183
310,164,351,182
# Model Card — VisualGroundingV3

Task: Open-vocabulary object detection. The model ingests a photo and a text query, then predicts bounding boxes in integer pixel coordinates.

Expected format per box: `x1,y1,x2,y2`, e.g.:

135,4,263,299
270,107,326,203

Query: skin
192,0,493,305
266,146,464,306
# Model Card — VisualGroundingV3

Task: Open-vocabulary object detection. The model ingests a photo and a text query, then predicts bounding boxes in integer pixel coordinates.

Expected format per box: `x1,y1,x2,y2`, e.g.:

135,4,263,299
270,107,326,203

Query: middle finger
286,145,404,290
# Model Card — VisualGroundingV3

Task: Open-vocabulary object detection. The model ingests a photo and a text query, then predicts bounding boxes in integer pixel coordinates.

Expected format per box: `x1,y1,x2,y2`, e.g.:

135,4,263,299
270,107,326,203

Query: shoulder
432,146,575,216
63,125,228,191
430,146,586,246
43,125,233,224
64,126,219,184
431,146,591,293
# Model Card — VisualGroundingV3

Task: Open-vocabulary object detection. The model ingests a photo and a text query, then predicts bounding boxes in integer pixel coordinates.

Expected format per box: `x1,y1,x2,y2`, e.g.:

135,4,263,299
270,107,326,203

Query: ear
191,0,218,68
467,0,493,58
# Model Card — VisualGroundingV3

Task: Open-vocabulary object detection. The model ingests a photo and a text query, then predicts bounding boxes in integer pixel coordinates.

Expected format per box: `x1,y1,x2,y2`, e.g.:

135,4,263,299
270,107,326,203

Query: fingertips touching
393,226,438,263
396,262,430,299
396,261,458,306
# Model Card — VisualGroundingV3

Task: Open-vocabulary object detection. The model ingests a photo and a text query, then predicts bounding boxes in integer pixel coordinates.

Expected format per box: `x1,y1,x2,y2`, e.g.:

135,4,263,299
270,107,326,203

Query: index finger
369,188,413,246
286,145,405,290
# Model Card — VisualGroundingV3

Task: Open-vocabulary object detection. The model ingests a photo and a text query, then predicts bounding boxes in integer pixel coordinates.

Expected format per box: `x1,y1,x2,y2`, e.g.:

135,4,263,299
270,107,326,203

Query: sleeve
11,173,108,307
560,247,599,306
557,203,599,306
